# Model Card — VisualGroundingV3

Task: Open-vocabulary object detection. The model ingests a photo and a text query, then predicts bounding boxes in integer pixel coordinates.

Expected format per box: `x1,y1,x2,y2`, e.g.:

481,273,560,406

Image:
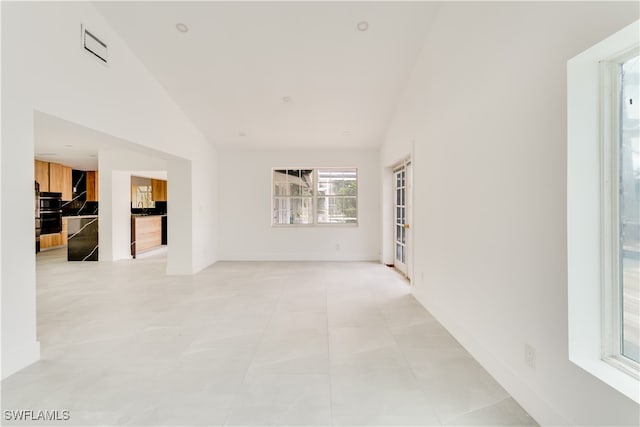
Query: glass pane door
394,167,408,276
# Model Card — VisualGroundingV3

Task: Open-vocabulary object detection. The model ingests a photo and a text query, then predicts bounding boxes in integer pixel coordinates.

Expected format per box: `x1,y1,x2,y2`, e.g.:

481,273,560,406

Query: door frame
392,157,412,281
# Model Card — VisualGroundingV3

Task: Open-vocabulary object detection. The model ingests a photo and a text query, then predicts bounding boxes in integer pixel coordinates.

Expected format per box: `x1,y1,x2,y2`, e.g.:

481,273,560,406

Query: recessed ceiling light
357,21,369,32
282,96,292,103
176,23,189,33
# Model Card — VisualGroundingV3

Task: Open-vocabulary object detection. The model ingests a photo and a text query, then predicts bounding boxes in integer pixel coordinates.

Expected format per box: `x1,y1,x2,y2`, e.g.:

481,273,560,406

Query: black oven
40,192,62,211
40,213,62,234
39,192,62,234
35,181,40,253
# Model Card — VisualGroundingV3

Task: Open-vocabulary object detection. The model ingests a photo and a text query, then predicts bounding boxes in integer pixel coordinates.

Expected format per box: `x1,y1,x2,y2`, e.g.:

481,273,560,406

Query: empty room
1,1,639,426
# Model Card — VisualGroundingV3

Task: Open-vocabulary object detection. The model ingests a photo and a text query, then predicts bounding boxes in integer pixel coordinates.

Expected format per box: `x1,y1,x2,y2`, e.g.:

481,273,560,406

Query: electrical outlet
524,344,536,370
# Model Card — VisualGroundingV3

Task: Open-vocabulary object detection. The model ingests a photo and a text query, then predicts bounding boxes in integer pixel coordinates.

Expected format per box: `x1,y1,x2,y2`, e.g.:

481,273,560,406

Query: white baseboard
1,340,40,380
414,292,569,427
219,251,379,262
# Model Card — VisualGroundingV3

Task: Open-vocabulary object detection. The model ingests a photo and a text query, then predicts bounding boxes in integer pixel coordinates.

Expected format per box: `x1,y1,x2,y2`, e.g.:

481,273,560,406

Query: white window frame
271,167,359,227
567,19,640,404
601,47,640,379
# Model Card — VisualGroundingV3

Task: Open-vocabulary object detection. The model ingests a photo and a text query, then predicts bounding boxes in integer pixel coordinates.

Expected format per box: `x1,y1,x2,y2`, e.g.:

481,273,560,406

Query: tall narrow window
620,54,639,364
567,20,639,400
601,49,640,377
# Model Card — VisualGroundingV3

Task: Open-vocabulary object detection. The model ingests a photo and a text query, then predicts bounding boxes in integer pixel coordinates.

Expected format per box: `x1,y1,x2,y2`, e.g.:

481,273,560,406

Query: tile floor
1,248,538,426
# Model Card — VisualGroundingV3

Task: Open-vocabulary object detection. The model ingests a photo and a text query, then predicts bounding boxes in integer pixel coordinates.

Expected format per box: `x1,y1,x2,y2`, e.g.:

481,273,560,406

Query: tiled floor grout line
220,273,286,427
326,278,335,427
441,394,512,426
378,292,445,427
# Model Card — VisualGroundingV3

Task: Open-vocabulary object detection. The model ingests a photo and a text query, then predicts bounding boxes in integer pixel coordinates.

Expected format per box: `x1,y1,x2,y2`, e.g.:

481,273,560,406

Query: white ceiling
34,112,167,180
35,111,105,170
94,1,440,150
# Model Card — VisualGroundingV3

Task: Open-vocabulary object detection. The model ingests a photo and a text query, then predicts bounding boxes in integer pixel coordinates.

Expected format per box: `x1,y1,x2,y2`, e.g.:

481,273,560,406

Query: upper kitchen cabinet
35,160,72,199
49,162,72,200
35,160,50,191
86,171,99,202
151,179,167,201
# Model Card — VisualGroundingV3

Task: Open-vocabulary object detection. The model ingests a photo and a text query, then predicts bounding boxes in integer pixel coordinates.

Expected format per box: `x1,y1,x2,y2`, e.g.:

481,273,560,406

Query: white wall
380,2,640,426
1,2,217,379
218,150,379,261
191,151,218,272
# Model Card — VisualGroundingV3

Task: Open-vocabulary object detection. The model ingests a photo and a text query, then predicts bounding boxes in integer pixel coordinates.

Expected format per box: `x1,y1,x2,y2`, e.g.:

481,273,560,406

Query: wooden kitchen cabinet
63,167,72,200
35,160,50,191
61,217,68,245
86,171,99,201
48,162,63,193
49,163,72,200
41,234,63,249
151,179,167,201
40,234,57,249
131,215,163,257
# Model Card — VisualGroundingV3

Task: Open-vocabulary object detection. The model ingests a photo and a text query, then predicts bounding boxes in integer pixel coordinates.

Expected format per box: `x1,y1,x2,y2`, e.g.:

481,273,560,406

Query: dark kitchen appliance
35,181,41,253
154,201,167,215
39,191,62,235
161,215,167,245
40,192,62,211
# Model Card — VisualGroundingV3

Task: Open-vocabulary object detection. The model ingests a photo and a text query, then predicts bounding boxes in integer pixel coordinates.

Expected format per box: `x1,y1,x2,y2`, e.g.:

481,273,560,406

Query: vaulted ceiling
95,1,440,150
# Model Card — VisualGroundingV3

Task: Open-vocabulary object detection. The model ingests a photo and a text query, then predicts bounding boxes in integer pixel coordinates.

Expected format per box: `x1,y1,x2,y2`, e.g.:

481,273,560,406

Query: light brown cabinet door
40,233,63,249
62,166,72,200
40,235,53,249
35,160,49,191
86,171,99,201
48,162,63,194
49,163,72,200
61,217,68,246
151,179,167,201
132,216,163,255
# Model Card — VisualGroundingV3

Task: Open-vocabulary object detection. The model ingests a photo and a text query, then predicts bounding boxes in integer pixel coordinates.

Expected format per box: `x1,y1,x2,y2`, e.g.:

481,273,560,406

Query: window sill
570,358,640,403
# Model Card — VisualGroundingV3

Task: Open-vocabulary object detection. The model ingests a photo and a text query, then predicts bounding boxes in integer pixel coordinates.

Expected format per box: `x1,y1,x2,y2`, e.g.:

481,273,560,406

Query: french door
394,160,411,278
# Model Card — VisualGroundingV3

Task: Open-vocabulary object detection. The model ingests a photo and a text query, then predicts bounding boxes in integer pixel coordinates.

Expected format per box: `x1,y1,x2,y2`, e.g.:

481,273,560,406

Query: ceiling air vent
81,25,108,64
